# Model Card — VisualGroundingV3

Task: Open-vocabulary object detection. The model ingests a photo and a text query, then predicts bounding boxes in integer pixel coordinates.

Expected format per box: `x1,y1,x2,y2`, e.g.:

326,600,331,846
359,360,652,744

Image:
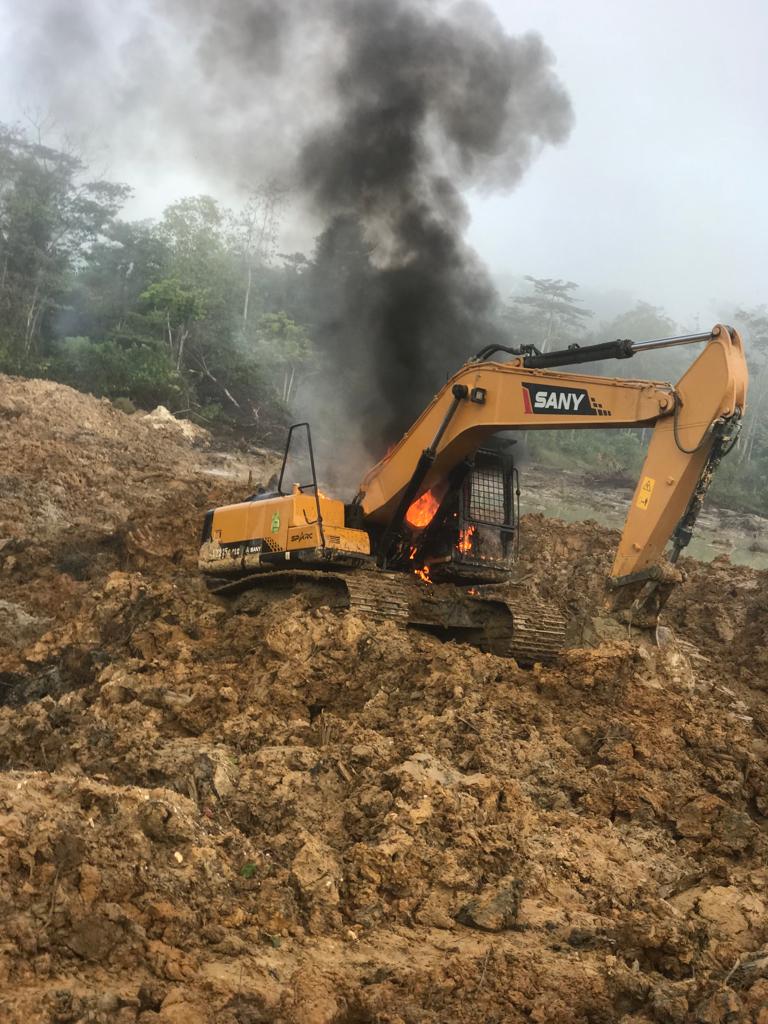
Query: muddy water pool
522,467,768,570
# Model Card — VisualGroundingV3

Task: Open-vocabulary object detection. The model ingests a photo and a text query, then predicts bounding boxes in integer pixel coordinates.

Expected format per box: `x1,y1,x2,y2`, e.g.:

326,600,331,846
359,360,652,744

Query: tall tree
229,182,288,329
0,123,129,365
254,311,313,404
505,276,593,352
140,278,206,372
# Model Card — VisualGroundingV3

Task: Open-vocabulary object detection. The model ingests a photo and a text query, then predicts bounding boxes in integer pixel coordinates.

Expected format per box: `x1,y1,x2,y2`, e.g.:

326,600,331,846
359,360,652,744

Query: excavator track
207,569,565,665
472,591,567,664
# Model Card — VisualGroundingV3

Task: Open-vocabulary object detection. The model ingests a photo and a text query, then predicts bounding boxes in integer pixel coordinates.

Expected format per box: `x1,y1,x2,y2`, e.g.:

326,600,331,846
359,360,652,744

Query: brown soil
0,374,766,1024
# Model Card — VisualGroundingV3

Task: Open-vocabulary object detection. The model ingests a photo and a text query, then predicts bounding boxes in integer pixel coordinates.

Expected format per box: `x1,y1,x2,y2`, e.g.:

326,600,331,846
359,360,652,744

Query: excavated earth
0,374,767,1024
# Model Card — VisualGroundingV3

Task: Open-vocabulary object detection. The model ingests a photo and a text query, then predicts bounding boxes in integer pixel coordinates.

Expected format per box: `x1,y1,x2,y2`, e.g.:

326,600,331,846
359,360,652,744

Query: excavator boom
356,324,747,592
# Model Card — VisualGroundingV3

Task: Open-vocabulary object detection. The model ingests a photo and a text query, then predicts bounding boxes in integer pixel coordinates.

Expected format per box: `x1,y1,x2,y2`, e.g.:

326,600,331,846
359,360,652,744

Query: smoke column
298,0,573,444
2,0,573,449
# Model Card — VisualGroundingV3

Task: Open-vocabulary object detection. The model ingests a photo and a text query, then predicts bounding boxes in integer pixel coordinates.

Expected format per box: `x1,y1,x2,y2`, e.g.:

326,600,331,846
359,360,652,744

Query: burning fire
457,525,476,554
414,565,432,584
405,489,439,528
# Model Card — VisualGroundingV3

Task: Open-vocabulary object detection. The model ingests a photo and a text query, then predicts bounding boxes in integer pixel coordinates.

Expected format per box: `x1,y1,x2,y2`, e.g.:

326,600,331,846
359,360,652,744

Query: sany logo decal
521,383,611,417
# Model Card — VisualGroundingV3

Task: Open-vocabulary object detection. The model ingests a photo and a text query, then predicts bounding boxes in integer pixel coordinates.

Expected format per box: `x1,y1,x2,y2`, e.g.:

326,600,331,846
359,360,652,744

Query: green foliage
708,452,768,514
254,311,313,402
141,278,207,323
48,337,187,409
732,306,768,468
527,428,646,480
0,123,130,361
0,126,297,440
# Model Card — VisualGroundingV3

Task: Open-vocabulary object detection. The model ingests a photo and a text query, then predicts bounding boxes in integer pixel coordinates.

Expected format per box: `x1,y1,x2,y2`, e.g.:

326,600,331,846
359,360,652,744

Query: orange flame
457,525,476,554
415,565,432,584
408,546,417,560
406,489,440,528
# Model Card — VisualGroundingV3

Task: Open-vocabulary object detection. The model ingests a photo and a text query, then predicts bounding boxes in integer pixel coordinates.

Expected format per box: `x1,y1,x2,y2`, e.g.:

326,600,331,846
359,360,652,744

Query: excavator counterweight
199,325,747,663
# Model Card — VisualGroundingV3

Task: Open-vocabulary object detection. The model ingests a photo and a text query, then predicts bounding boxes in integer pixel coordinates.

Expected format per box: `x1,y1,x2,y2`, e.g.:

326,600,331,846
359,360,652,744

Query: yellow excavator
199,324,748,663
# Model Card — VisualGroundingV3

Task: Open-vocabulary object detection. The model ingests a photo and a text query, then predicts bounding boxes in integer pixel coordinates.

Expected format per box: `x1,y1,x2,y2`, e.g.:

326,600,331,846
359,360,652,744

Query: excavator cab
458,445,519,567
406,444,519,582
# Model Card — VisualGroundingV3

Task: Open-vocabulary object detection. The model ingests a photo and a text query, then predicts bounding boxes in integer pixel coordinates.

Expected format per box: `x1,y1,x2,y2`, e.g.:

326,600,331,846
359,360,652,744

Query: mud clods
0,376,767,1023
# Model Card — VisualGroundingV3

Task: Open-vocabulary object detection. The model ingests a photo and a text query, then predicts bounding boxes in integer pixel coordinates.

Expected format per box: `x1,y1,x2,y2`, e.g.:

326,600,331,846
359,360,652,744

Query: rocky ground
0,374,766,1024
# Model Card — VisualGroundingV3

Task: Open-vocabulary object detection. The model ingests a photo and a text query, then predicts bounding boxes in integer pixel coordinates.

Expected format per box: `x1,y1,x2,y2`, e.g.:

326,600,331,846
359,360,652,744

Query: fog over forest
2,0,764,321
0,0,765,511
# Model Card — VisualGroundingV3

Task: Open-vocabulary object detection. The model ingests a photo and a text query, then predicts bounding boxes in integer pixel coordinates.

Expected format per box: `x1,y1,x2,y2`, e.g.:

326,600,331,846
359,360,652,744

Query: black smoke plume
3,0,573,451
298,1,572,444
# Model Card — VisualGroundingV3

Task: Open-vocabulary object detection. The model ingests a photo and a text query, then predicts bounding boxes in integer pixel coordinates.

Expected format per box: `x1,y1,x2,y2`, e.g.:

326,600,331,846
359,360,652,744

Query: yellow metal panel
286,524,370,554
206,495,369,558
287,524,321,549
358,366,673,523
290,493,345,527
211,496,292,548
322,526,371,554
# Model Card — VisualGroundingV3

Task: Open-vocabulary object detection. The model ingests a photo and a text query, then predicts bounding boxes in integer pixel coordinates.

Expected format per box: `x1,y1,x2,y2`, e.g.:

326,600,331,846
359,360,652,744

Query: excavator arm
357,324,747,619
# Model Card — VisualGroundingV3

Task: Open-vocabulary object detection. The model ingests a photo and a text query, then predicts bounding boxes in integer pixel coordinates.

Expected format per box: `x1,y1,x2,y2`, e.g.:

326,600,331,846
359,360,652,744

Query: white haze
0,0,765,327
475,0,768,325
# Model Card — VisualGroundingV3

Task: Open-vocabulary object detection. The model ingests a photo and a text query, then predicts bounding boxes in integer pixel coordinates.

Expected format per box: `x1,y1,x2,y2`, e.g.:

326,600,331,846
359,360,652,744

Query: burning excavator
199,325,748,663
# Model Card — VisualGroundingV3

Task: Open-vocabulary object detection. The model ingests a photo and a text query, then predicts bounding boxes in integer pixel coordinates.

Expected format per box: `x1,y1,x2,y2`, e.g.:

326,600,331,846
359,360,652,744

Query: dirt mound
0,373,276,665
0,376,203,540
143,405,211,443
1,376,767,1023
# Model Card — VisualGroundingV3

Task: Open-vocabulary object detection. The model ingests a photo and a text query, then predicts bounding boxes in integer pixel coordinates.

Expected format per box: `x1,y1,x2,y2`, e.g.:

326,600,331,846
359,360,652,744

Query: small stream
521,467,768,571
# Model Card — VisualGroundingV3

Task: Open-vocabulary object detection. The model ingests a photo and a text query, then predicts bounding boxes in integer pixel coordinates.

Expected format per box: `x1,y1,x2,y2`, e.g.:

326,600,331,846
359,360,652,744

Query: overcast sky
476,0,768,324
1,0,765,327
